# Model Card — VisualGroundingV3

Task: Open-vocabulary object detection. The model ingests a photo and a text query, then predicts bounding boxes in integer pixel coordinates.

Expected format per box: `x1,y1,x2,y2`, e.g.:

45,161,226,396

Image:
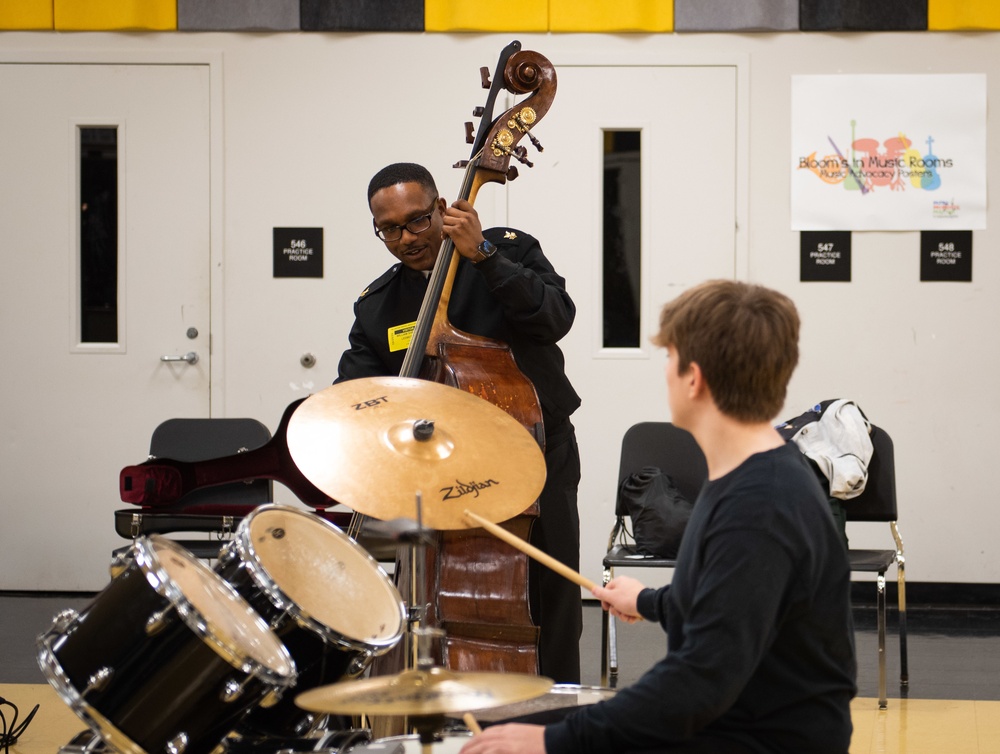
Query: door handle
160,351,199,365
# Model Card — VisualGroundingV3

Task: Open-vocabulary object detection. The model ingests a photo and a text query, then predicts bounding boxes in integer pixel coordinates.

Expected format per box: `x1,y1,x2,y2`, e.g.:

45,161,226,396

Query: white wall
2,29,998,589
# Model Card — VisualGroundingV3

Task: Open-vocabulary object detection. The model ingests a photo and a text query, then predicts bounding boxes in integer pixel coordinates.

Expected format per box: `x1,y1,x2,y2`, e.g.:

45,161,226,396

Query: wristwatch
474,238,497,263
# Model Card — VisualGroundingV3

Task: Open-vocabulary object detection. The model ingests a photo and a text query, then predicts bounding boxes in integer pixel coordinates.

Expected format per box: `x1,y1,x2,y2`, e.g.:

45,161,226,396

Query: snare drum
215,504,405,737
38,535,295,754
472,684,617,725
347,731,473,754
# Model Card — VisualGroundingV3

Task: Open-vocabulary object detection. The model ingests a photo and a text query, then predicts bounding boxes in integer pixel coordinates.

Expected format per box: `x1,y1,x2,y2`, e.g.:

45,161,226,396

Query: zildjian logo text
441,479,500,500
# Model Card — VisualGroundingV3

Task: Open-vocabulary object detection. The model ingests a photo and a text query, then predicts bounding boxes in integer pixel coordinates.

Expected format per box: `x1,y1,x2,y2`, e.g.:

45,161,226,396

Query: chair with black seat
844,424,907,710
600,421,708,688
600,420,907,708
112,417,274,572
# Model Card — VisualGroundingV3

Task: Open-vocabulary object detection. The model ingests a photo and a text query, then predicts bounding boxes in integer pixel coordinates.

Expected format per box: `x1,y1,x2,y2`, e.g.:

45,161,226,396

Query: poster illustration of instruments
791,74,986,231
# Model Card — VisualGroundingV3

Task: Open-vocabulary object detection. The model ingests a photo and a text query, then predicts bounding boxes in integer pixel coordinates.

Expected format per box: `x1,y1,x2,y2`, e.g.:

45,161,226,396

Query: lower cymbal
295,667,553,716
286,377,546,530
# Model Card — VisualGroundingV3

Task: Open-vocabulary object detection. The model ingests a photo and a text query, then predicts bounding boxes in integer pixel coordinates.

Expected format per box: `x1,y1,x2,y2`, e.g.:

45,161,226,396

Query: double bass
362,41,558,676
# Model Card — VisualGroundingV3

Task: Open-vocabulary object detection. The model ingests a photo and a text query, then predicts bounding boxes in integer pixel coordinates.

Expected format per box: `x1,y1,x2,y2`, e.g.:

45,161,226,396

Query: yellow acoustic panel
0,1,54,29
425,0,547,32
550,0,673,32
55,0,177,30
929,1,1000,29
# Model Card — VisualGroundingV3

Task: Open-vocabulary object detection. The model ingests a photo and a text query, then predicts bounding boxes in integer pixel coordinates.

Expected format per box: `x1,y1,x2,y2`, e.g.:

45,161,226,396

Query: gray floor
4,591,999,702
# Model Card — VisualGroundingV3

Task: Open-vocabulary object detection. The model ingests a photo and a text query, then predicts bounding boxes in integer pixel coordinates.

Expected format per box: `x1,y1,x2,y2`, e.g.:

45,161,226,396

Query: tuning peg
480,66,491,89
505,106,543,152
473,106,485,118
454,160,470,169
491,131,534,168
506,166,519,182
465,122,475,144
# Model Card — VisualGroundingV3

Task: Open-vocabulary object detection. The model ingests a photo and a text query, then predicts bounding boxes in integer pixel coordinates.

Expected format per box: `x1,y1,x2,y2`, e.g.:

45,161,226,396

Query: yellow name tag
388,321,417,352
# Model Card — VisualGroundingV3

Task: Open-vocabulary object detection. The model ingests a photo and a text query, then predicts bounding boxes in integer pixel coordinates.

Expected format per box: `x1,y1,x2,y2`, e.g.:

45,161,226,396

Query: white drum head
245,506,404,647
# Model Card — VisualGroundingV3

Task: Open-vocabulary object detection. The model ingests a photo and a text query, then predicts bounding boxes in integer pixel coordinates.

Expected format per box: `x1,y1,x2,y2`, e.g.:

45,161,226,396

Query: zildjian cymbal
285,377,546,530
294,666,553,716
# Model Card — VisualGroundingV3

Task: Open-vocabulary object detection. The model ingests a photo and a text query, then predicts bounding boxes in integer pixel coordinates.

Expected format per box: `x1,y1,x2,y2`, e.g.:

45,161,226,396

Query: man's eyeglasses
373,200,438,243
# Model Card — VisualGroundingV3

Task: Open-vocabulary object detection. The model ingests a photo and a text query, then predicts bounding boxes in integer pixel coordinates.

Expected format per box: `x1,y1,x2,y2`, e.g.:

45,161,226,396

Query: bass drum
215,504,405,738
38,535,296,754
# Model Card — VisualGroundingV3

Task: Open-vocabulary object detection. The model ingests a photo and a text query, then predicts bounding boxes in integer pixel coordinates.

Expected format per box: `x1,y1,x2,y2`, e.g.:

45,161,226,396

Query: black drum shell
215,544,368,737
215,505,404,739
39,542,290,754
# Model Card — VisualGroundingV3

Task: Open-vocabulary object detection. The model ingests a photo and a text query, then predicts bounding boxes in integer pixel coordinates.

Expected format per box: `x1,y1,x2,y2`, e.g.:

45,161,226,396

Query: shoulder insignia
504,231,517,240
359,286,370,298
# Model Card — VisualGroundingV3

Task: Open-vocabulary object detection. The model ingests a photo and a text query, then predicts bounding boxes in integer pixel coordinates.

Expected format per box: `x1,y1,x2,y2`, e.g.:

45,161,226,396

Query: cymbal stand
403,492,446,672
411,714,448,754
386,492,445,739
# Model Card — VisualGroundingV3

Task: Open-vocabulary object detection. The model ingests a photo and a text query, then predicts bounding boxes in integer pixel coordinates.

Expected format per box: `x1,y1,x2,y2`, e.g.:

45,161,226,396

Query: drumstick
463,712,483,735
463,509,597,591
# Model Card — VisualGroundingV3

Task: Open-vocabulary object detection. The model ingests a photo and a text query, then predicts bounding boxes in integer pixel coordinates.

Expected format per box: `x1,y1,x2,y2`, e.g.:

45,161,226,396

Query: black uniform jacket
336,227,580,429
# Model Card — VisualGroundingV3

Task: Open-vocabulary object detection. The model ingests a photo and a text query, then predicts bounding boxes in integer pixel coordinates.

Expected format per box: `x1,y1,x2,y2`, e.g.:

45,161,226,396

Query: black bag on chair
618,466,693,559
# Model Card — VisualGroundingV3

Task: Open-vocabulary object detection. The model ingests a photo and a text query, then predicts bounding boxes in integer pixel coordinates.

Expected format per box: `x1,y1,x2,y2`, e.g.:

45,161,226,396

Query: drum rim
371,731,474,741
359,731,474,753
38,627,285,754
230,503,405,650
547,683,617,694
37,638,147,754
139,534,297,685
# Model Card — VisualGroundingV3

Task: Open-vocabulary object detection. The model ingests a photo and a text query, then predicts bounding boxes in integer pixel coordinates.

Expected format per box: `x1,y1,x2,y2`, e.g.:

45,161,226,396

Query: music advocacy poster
791,74,986,231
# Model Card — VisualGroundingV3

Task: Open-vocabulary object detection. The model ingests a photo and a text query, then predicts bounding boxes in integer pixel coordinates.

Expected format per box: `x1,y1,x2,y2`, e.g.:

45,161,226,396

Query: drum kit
37,377,608,754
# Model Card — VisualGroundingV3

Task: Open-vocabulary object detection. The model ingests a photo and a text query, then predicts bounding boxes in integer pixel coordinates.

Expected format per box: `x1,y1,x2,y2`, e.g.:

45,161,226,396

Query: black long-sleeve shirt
546,442,857,754
336,227,580,429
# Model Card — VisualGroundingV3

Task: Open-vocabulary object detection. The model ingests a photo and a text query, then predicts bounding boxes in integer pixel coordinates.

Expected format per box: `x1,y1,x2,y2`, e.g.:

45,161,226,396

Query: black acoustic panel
301,0,424,31
800,0,927,31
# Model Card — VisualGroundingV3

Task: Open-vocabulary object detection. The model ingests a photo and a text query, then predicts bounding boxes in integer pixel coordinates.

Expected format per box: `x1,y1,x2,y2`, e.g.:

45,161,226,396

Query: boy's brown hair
653,280,800,422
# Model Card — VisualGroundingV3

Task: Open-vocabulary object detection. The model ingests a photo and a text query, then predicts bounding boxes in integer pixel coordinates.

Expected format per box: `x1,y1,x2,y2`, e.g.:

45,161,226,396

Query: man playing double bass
334,162,583,684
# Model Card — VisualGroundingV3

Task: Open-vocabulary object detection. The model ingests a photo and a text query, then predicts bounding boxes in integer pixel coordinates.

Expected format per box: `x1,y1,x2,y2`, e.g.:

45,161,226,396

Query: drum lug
165,732,189,754
258,686,284,709
291,713,316,736
273,610,292,631
221,676,250,704
348,653,371,677
146,607,174,636
83,666,113,696
51,608,80,632
109,550,130,579
217,540,234,564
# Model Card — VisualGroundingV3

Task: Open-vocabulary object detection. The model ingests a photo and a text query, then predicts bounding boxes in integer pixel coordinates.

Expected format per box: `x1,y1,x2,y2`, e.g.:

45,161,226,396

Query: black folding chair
111,417,273,572
600,422,707,687
844,424,907,709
